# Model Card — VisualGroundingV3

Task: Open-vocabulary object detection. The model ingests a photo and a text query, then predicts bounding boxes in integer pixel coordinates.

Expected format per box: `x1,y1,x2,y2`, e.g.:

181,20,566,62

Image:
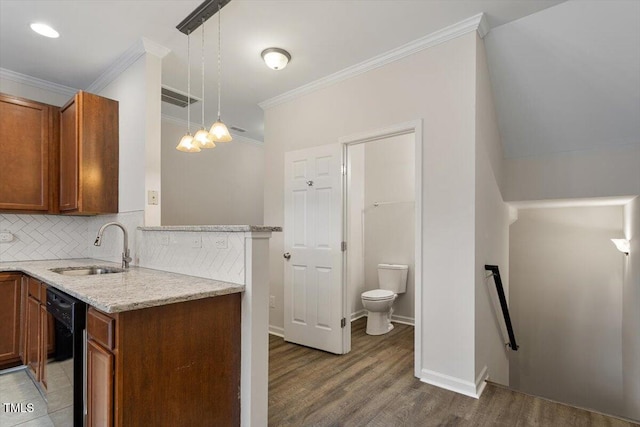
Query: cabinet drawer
87,307,115,350
28,277,41,301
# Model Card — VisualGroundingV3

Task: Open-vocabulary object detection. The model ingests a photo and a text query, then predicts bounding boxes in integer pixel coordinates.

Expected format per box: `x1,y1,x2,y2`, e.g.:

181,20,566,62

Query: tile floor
0,359,74,427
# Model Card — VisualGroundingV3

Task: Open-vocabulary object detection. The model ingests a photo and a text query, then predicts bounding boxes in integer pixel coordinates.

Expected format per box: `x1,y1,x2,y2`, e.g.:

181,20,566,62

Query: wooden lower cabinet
26,296,41,378
24,277,50,388
0,273,22,369
87,339,114,427
86,293,241,427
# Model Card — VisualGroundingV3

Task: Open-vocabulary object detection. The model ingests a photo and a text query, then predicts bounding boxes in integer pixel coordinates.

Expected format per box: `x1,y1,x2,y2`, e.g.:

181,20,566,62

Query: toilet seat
361,289,395,301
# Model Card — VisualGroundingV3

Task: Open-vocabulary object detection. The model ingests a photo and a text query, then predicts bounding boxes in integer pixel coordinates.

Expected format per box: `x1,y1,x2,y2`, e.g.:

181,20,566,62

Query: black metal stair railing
485,265,519,351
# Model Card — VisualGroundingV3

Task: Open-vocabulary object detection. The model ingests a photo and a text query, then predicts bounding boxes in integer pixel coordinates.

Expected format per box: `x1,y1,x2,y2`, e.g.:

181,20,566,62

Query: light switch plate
0,231,14,243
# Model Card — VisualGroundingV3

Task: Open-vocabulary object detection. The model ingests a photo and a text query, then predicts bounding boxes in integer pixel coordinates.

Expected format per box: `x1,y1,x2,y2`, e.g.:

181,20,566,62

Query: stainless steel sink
50,266,125,276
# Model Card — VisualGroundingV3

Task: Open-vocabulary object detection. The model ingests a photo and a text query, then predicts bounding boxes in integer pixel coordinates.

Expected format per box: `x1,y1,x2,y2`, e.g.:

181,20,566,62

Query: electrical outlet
0,231,14,243
160,235,170,245
214,236,228,249
269,296,276,308
147,190,159,205
191,235,202,248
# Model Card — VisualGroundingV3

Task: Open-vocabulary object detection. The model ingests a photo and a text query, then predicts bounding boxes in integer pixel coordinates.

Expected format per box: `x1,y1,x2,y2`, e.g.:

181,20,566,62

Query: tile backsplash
0,211,246,285
137,230,245,284
0,214,88,261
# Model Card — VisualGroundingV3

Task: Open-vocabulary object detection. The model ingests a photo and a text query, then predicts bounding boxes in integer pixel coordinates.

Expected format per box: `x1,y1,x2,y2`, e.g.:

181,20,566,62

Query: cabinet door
26,296,41,380
87,339,114,427
59,95,78,211
0,94,50,211
0,273,22,368
39,304,48,390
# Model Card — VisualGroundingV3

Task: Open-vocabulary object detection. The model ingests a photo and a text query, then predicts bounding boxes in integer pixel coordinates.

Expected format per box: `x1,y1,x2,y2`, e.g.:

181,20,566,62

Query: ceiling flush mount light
611,239,630,255
176,30,200,153
30,22,59,38
261,48,291,70
209,2,232,143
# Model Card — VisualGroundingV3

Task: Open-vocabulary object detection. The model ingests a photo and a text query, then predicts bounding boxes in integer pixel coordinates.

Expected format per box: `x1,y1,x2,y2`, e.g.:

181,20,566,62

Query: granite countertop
138,225,282,232
0,259,244,314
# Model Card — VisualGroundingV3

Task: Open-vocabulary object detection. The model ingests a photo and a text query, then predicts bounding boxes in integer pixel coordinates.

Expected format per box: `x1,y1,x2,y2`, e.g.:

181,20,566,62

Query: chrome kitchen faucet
94,222,132,269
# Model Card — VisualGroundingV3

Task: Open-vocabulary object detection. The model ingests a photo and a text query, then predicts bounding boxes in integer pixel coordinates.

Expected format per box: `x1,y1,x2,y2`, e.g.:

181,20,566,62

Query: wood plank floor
269,318,638,426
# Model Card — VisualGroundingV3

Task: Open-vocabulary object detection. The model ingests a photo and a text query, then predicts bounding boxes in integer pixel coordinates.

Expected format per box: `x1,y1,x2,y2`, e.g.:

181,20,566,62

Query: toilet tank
377,264,408,294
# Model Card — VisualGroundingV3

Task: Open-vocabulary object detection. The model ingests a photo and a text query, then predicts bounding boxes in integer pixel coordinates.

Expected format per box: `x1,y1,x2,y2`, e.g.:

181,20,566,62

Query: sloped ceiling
484,0,640,158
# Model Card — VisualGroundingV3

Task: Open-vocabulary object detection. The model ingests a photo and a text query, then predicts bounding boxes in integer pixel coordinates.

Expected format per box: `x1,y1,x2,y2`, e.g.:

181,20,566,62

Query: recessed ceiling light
30,23,59,38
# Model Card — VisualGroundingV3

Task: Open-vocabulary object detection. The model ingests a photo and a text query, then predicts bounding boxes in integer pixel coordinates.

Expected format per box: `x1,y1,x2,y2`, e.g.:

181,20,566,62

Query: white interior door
284,144,345,354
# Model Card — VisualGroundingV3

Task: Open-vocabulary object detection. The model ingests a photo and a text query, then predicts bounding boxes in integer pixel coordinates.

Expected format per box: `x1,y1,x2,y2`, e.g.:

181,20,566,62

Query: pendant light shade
176,133,200,152
176,30,200,152
209,121,232,142
210,1,232,143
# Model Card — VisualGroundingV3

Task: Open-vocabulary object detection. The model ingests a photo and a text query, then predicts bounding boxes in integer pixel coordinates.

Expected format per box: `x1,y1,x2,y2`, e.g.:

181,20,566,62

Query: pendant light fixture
193,17,215,149
176,29,200,153
209,2,232,143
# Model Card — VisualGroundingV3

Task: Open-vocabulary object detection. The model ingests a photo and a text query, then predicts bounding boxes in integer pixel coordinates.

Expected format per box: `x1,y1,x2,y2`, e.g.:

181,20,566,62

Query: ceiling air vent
161,86,199,108
229,126,246,133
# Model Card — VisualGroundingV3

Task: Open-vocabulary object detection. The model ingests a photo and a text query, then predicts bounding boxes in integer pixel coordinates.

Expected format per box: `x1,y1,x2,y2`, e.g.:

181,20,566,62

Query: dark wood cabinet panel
87,339,114,427
60,91,118,214
87,293,241,427
26,296,41,380
0,94,53,211
59,98,78,211
0,273,22,369
39,304,48,390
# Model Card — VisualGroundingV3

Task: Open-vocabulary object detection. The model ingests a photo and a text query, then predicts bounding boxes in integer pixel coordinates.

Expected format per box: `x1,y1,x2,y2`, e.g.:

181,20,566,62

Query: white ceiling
0,0,564,143
484,0,640,158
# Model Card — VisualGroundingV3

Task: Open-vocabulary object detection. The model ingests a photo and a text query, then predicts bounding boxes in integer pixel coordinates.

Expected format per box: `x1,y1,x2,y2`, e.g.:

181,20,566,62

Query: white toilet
361,264,408,335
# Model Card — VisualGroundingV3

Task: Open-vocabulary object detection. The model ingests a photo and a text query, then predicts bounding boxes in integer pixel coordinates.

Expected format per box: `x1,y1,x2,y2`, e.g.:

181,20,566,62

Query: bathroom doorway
341,121,422,369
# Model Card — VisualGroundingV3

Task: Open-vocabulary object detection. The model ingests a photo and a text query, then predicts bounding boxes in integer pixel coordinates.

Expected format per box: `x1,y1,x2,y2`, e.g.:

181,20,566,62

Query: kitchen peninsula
0,225,280,427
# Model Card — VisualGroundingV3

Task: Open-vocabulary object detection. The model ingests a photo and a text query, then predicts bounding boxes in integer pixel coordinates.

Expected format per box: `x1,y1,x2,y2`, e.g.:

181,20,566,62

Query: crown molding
142,37,171,59
259,13,489,110
87,37,170,94
161,114,264,145
0,68,78,98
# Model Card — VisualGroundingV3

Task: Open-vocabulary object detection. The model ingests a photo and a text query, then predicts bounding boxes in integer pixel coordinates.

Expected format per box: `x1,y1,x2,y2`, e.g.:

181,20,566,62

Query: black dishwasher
46,287,86,427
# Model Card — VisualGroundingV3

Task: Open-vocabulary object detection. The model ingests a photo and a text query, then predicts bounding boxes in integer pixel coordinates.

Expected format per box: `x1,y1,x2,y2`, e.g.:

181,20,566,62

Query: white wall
347,144,365,317
363,134,415,320
623,197,640,421
509,206,624,416
264,32,480,391
97,52,165,225
161,119,265,226
504,145,640,202
474,34,510,386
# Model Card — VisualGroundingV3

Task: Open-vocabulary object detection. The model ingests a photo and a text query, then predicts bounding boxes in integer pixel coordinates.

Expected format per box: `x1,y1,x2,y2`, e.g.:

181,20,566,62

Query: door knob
283,252,291,260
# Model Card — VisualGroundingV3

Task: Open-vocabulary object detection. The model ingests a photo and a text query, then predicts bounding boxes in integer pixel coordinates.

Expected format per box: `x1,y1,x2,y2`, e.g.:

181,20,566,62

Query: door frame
339,119,423,376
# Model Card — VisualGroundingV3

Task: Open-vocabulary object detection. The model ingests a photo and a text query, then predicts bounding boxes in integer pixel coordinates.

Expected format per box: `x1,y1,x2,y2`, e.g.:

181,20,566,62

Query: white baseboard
351,311,415,326
351,310,367,321
391,314,415,326
420,365,488,399
268,325,284,337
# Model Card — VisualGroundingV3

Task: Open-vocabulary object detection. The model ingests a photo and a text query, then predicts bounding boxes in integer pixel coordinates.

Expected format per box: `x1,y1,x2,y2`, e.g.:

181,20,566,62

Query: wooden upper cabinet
60,91,119,214
0,94,57,212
